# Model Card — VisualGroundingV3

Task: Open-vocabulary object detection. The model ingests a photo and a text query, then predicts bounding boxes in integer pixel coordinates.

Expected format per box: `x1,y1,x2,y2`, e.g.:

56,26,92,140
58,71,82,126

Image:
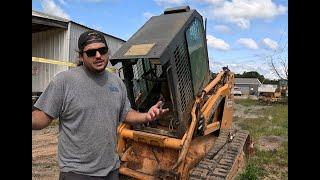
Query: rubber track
189,129,249,180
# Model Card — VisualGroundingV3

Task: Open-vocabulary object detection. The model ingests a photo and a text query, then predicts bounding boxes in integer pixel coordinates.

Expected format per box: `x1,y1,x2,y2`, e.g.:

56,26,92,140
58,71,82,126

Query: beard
83,59,108,74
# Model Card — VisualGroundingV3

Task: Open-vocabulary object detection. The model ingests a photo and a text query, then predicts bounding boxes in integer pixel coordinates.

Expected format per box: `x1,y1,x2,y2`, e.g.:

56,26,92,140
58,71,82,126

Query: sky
32,0,288,80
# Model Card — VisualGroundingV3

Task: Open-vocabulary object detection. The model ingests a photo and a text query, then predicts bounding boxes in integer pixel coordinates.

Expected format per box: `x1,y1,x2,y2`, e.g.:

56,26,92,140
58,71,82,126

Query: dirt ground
258,135,284,152
32,126,59,180
232,103,270,130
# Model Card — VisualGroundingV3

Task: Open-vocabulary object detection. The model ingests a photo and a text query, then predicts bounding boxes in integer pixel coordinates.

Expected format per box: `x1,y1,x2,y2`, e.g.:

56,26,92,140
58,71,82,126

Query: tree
262,79,278,85
267,38,288,81
242,71,265,83
234,71,265,83
269,57,288,80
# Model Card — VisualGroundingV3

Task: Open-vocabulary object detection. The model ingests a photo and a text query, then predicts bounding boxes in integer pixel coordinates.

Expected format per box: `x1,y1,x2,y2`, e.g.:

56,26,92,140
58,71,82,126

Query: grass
234,98,257,107
237,163,264,180
235,99,288,179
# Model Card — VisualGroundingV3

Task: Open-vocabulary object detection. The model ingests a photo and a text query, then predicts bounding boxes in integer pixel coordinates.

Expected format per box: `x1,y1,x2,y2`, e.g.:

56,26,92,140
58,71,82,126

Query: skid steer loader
110,6,251,180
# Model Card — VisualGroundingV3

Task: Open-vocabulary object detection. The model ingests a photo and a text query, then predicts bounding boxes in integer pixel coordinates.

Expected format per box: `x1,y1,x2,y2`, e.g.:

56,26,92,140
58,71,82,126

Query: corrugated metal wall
236,84,259,95
69,23,125,78
33,22,126,93
32,28,69,92
68,23,124,62
236,85,250,95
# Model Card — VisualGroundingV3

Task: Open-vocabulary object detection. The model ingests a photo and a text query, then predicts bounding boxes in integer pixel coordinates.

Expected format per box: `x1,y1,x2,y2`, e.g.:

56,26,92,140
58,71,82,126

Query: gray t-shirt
34,66,131,176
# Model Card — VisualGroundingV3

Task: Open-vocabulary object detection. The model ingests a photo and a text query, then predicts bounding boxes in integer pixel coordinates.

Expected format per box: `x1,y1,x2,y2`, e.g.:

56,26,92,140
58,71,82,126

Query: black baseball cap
78,30,108,51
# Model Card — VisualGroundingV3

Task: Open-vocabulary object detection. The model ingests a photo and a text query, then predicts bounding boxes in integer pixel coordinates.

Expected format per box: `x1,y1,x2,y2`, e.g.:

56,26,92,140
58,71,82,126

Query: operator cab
110,6,210,138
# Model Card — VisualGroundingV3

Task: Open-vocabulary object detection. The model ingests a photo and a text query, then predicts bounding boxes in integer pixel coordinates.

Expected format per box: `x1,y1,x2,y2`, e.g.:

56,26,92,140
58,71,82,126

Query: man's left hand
146,101,169,121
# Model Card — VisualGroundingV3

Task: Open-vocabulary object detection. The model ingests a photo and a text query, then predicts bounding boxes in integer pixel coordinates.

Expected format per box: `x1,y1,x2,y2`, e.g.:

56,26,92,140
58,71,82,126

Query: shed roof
235,78,262,85
32,10,125,42
32,10,69,22
258,84,277,93
32,10,68,32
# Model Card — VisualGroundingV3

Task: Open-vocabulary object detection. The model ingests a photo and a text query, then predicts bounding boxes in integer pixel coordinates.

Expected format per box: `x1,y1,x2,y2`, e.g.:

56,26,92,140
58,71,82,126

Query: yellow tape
32,57,118,73
32,57,77,67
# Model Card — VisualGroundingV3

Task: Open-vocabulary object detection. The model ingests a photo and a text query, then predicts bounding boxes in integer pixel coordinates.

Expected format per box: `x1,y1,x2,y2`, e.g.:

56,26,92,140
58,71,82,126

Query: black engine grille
174,43,194,113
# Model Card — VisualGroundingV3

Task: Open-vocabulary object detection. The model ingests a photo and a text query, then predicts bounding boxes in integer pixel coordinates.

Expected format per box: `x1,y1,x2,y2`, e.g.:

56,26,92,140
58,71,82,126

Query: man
32,30,169,180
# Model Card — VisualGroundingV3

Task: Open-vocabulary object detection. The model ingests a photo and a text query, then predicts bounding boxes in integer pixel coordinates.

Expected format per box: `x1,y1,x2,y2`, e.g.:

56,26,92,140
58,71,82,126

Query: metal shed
234,78,262,96
32,10,126,93
258,84,278,93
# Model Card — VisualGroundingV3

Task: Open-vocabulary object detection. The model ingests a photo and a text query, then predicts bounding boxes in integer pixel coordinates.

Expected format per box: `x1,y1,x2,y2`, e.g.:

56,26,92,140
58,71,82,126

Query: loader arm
116,68,239,179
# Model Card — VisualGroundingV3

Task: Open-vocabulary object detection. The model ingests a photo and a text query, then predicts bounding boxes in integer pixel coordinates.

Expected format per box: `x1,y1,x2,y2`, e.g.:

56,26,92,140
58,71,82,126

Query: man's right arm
32,110,54,130
32,74,64,130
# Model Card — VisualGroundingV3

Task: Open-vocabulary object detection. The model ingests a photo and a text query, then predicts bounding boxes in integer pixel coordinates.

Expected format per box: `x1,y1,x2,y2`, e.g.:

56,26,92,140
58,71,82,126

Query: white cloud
143,12,156,19
262,38,278,50
81,0,106,2
237,38,259,49
213,25,231,33
209,60,216,71
209,59,279,79
41,0,70,19
196,0,225,5
209,0,287,29
58,0,109,4
154,0,186,7
58,0,67,5
207,35,230,51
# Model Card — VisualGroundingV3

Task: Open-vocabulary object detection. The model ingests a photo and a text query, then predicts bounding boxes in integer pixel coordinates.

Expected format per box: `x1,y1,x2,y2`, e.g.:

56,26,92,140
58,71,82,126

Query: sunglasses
84,47,108,57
